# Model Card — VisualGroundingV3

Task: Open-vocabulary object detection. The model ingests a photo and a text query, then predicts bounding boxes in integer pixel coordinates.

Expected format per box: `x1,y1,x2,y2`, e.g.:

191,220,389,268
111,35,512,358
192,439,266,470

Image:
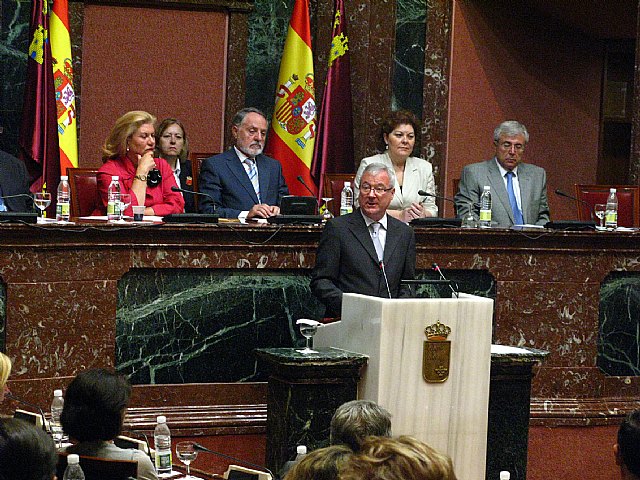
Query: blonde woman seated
0,352,11,402
355,110,438,223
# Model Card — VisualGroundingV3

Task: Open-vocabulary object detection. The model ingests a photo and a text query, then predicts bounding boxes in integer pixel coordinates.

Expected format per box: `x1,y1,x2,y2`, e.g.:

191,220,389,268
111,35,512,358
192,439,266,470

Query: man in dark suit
311,163,416,318
199,108,289,219
0,149,31,212
454,120,550,227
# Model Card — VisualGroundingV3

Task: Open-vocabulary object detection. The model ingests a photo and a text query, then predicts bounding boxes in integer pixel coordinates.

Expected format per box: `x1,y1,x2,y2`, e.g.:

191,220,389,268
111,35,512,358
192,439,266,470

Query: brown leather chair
188,152,217,210
56,452,138,480
322,173,356,216
574,184,640,227
68,168,100,217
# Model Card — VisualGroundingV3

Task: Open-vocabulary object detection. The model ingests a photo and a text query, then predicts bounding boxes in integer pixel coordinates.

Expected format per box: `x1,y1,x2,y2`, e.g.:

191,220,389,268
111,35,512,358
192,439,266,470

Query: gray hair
361,162,397,189
330,400,392,451
493,120,529,144
232,107,267,127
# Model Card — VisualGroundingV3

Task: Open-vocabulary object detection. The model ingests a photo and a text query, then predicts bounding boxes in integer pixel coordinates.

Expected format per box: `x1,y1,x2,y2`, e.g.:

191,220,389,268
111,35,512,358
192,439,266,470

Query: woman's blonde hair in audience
0,352,11,390
340,435,457,480
102,110,157,162
284,444,353,480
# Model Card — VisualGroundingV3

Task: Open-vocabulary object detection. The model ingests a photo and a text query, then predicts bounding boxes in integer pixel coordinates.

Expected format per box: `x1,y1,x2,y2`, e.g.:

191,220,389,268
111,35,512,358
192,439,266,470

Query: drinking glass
176,441,198,478
118,194,131,222
320,198,334,222
34,192,51,223
296,319,321,354
594,203,606,228
460,203,477,228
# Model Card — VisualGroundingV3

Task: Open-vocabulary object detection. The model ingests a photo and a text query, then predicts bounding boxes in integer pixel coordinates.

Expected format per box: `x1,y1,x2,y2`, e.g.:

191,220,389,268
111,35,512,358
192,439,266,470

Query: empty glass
461,203,478,228
176,441,198,478
296,319,321,354
594,203,606,229
34,192,51,223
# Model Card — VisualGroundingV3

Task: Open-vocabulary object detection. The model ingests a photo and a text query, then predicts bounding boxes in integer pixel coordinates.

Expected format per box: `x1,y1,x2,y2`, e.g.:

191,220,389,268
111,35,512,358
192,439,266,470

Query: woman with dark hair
155,118,196,213
0,417,56,480
355,110,438,222
61,368,158,480
95,110,184,217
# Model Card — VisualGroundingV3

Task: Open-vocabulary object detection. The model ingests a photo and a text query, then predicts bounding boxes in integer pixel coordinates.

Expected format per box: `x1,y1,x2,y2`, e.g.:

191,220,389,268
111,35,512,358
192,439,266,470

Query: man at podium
311,163,416,318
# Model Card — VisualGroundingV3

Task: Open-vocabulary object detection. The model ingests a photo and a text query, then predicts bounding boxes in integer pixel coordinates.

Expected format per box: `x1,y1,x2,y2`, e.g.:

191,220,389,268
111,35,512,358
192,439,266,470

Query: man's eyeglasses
360,184,393,195
497,141,524,152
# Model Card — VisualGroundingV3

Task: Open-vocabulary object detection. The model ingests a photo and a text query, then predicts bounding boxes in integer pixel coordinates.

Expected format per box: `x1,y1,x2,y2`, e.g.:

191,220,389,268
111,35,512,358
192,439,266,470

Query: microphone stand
6,392,49,433
296,176,321,214
554,189,595,221
192,442,275,479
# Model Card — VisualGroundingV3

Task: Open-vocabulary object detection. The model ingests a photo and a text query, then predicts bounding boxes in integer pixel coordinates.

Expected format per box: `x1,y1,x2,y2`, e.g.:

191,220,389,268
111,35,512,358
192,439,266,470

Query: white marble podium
314,293,494,480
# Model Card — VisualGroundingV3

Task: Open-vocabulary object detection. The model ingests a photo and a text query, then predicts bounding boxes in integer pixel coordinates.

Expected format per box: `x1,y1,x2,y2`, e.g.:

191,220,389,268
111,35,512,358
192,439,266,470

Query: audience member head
492,120,528,172
357,163,397,222
61,368,132,442
340,435,457,480
102,110,157,162
284,444,353,480
330,400,392,451
377,110,420,154
231,107,268,159
615,409,640,479
155,117,189,164
0,417,56,480
0,352,11,402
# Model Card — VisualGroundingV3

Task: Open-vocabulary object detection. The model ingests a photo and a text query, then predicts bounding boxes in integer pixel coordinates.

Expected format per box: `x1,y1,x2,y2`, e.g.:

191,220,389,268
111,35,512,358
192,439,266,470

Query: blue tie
506,172,524,225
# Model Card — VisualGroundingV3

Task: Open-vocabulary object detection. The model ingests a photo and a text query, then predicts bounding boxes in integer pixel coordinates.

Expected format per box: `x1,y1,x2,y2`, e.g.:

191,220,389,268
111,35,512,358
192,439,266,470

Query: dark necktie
506,171,524,225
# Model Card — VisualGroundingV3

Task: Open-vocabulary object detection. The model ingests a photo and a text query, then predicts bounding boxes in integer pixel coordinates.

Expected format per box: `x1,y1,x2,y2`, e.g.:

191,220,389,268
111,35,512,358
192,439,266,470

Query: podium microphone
554,189,595,220
170,186,216,213
379,261,392,299
6,392,49,432
296,176,321,213
419,190,480,209
432,262,459,298
192,442,275,479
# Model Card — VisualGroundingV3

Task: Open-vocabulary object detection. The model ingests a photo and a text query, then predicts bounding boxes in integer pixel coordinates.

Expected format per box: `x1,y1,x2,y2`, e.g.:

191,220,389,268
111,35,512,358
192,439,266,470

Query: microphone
171,186,216,213
419,190,480,209
432,263,459,298
192,442,275,479
554,189,595,221
296,176,321,213
379,261,392,299
6,392,49,432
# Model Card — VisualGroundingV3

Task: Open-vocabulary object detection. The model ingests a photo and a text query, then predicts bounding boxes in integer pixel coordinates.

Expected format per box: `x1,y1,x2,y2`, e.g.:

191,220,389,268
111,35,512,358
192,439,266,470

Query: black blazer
310,209,416,318
0,150,31,212
178,159,196,213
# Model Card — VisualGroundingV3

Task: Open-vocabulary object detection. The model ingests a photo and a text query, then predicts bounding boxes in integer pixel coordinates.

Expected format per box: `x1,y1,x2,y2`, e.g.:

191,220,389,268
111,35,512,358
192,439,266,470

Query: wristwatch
134,174,147,181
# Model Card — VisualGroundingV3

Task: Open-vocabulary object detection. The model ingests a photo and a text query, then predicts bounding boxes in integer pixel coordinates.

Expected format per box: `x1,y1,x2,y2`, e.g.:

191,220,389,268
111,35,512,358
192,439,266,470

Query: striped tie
506,171,524,225
244,158,261,202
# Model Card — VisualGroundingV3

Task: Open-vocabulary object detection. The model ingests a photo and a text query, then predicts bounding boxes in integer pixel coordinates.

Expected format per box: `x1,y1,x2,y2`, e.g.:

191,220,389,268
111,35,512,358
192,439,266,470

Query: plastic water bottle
51,389,65,445
63,454,85,480
340,181,353,216
56,176,70,222
154,415,172,474
605,187,618,230
479,185,492,228
499,471,510,480
294,445,307,461
107,176,121,222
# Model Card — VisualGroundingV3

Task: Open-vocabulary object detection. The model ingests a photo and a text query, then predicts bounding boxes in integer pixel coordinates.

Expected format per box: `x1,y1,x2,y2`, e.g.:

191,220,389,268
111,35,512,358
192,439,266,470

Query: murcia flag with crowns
265,0,317,197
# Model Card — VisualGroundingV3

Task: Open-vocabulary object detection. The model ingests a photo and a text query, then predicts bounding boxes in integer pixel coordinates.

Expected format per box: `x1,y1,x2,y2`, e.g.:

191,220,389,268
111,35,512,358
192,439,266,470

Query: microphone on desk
554,189,595,221
171,186,217,213
419,190,480,209
192,442,275,479
432,262,459,298
296,176,321,213
6,392,49,432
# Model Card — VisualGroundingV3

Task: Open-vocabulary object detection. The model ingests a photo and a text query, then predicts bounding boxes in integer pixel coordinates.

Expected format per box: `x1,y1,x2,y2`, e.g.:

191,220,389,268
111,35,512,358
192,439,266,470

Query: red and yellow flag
265,0,317,196
50,0,78,174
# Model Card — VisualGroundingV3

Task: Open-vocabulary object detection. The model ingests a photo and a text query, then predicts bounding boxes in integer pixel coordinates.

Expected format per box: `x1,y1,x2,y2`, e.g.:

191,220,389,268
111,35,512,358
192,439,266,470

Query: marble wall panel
532,366,603,400
393,0,426,114
7,280,117,378
116,269,324,385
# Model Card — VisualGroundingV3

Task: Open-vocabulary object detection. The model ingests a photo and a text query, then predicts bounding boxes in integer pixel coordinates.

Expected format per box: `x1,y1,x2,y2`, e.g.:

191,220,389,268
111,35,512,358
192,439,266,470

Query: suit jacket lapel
487,160,513,223
227,150,259,203
256,154,271,204
516,164,531,223
347,211,379,264
383,218,400,264
401,157,420,205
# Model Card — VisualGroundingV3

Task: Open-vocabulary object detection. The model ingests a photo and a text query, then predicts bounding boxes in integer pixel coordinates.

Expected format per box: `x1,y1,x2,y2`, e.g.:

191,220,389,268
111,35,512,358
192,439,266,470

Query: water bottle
499,471,510,480
154,415,172,474
294,445,307,462
107,176,121,222
63,454,85,480
605,187,618,230
340,181,353,216
56,176,70,222
50,389,66,445
479,185,492,228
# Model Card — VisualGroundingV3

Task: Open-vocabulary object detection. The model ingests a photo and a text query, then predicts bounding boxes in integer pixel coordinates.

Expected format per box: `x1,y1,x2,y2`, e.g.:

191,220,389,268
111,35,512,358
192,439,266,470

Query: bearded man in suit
311,163,416,318
454,120,550,228
199,107,289,220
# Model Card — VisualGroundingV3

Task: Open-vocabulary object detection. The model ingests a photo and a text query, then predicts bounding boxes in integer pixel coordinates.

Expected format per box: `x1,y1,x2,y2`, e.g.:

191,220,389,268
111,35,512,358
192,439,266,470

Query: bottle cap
483,185,490,190
610,188,617,193
157,415,167,424
67,454,80,464
499,471,510,480
60,176,68,181
296,445,307,455
54,389,63,397
112,176,119,180
344,181,350,187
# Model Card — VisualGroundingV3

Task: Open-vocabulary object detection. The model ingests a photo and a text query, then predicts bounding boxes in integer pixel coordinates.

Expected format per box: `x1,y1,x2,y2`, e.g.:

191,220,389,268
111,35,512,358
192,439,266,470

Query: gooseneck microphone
170,186,217,213
432,262,459,298
296,176,321,212
6,392,49,432
419,190,480,209
554,189,595,221
192,442,275,479
379,261,392,299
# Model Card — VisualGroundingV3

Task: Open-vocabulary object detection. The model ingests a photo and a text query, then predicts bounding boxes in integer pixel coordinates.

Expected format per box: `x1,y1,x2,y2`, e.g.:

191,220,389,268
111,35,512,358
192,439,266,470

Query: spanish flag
265,0,317,197
50,0,78,174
